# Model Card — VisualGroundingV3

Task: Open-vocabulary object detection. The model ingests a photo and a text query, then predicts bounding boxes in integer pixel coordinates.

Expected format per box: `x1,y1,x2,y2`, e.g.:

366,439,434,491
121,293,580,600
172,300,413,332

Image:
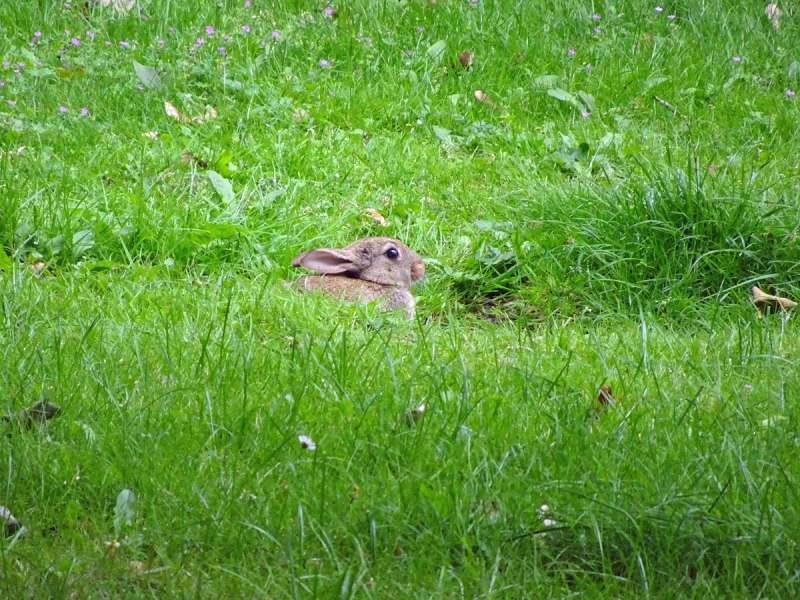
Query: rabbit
290,237,425,318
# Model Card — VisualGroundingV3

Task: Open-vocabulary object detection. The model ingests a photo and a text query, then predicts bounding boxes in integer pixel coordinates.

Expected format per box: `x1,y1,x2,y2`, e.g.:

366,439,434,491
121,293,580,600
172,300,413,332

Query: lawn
1,0,799,597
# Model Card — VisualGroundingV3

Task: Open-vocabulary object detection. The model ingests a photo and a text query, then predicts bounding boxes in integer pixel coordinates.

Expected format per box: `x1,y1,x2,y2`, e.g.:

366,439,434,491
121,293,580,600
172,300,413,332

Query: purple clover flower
71,38,80,46
272,30,280,38
581,111,589,118
593,28,601,34
81,107,89,115
205,26,215,35
7,100,15,105
120,41,130,47
218,47,227,56
787,89,795,97
568,48,576,56
324,6,333,15
654,6,663,12
593,13,601,20
319,59,329,67
59,106,68,113
241,25,251,33
732,56,741,62
196,37,205,45
34,31,42,37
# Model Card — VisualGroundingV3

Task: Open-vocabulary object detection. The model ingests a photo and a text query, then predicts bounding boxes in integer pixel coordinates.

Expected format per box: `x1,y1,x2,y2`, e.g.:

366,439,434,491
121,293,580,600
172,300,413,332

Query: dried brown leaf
457,50,473,68
598,385,616,406
164,101,190,123
129,560,148,574
180,150,208,169
474,90,497,109
752,286,797,314
765,4,781,31
292,108,310,122
365,208,387,227
192,107,218,125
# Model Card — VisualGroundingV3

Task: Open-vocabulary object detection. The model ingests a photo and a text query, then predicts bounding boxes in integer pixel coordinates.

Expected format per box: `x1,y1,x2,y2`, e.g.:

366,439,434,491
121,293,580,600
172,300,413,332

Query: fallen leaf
404,403,425,426
474,90,497,109
752,286,797,314
192,107,217,125
112,0,135,13
0,506,21,538
598,385,616,406
765,4,781,32
393,547,403,557
427,40,447,61
457,50,473,68
165,102,216,125
365,208,387,227
129,560,148,574
348,485,360,502
164,101,190,123
181,150,208,169
133,61,163,89
207,170,235,204
292,108,310,122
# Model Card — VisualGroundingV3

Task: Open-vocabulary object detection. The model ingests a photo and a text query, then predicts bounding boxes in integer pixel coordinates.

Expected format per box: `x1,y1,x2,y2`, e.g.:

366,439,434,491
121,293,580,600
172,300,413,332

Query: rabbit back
294,275,416,317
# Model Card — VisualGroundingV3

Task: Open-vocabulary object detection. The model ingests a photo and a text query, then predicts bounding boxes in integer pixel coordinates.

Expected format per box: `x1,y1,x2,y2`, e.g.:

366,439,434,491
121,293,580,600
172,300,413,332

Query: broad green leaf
642,76,669,92
547,88,574,102
533,74,561,87
72,230,95,257
426,40,447,61
207,170,235,204
133,61,162,90
432,126,451,141
0,247,12,271
191,223,241,245
576,91,595,111
113,489,136,537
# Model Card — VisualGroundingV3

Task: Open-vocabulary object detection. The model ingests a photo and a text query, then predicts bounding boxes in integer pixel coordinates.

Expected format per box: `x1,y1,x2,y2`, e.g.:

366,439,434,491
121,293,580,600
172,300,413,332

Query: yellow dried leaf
180,150,208,169
164,101,190,123
474,90,497,109
765,4,781,31
348,485,360,502
192,107,218,124
365,208,387,227
752,286,797,314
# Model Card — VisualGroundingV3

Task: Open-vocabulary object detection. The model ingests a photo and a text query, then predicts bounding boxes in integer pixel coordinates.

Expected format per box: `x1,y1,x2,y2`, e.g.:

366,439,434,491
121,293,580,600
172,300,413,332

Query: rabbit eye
385,247,400,260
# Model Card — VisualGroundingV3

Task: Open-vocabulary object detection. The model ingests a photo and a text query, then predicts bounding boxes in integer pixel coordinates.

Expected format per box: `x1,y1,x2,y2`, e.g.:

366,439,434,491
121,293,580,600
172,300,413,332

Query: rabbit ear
291,248,359,275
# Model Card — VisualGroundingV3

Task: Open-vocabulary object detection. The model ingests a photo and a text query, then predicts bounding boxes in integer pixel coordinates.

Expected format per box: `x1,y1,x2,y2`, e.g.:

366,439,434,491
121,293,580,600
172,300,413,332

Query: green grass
1,0,800,597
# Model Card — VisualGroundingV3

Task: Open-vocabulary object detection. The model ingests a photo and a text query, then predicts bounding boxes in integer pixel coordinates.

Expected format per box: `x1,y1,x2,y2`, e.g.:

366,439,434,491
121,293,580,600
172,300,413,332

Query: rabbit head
291,237,425,289
290,237,425,318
